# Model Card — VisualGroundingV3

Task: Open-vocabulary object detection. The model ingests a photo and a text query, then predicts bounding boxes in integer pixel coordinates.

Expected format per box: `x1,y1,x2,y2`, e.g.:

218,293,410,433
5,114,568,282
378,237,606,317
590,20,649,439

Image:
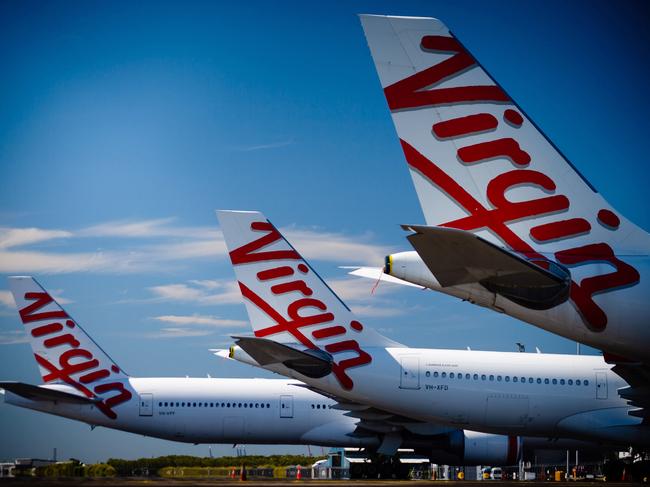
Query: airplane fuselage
3,377,373,447
242,347,648,446
387,253,650,363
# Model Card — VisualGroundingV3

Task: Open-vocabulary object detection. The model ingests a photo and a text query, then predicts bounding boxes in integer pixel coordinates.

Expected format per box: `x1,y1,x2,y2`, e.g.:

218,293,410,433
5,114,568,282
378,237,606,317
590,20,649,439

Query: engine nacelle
385,251,441,289
459,431,521,465
411,431,521,466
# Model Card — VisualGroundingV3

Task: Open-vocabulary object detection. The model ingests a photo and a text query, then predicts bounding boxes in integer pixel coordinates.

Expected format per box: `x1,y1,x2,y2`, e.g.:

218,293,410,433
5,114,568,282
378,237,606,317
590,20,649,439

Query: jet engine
407,430,521,466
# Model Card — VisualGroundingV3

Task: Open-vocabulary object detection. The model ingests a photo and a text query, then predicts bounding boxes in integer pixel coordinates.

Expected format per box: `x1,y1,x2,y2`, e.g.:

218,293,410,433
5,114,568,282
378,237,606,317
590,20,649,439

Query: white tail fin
8,276,132,419
360,14,648,332
217,210,402,390
359,15,650,255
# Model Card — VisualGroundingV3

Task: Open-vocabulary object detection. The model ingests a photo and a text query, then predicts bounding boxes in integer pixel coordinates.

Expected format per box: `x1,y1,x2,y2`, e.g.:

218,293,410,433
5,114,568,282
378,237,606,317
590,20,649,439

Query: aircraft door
596,372,608,399
139,393,153,416
280,395,293,418
399,356,420,389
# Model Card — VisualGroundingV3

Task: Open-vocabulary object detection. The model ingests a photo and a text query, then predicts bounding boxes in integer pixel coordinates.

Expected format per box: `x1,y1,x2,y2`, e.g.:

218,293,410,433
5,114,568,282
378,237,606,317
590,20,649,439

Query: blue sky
1,0,649,462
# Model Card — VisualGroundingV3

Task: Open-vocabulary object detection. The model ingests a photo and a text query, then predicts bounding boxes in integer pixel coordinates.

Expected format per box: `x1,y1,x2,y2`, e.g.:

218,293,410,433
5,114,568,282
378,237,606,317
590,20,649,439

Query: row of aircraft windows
158,401,272,409
310,404,332,410
424,370,590,386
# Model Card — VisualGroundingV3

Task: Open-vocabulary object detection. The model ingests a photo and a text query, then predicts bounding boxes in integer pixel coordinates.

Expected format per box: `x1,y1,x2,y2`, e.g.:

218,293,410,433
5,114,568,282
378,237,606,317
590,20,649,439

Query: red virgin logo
19,293,131,419
229,221,372,390
387,35,640,332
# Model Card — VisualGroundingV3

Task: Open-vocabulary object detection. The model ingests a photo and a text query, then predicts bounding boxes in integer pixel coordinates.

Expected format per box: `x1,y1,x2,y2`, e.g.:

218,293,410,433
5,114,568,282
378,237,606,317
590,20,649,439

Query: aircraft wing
232,336,333,379
231,336,456,454
605,355,650,423
343,266,425,289
0,381,99,404
401,225,571,310
289,382,457,454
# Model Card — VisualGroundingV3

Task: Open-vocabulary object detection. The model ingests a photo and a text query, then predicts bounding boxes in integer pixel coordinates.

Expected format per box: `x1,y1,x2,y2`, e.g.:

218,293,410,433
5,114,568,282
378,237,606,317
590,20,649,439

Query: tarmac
0,480,646,487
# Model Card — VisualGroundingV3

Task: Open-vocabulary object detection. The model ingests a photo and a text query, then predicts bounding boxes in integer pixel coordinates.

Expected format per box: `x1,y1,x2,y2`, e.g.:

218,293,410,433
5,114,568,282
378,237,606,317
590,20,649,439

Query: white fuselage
388,252,650,363
3,377,374,447
240,347,648,446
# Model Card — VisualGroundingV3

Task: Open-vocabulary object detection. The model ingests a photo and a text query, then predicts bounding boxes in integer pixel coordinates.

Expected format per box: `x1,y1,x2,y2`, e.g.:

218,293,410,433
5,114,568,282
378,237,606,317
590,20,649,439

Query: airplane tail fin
216,210,402,389
359,14,650,256
7,277,132,419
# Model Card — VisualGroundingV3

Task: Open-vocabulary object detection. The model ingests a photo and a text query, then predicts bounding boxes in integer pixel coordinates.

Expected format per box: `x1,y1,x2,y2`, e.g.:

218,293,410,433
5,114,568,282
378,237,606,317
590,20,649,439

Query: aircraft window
513,377,518,382
536,378,542,384
176,402,179,407
205,402,208,407
318,404,322,409
245,403,248,408
238,403,242,408
221,402,225,407
311,404,315,409
210,402,214,407
576,379,581,386
182,402,185,407
473,374,478,380
521,377,526,383
584,380,589,386
497,376,502,382
465,373,470,379
528,378,533,384
489,375,494,381
505,376,510,382
481,374,486,381
568,379,573,385
544,379,549,384
267,403,271,408
193,402,197,407
425,371,430,377
458,374,462,380
560,379,565,385
158,402,162,407
199,403,202,408
450,372,455,379
255,403,259,408
441,372,447,378
552,379,557,385
433,371,439,378
250,403,253,408
227,403,230,407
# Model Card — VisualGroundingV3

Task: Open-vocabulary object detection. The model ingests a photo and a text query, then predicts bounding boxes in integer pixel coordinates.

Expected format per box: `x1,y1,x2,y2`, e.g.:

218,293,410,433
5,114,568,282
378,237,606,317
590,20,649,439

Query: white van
491,467,503,480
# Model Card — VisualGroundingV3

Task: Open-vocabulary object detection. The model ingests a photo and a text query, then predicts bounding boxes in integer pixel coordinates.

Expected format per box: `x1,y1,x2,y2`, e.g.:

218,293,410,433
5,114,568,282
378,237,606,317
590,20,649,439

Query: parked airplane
2,277,375,447
216,210,649,449
3,276,602,468
351,15,650,416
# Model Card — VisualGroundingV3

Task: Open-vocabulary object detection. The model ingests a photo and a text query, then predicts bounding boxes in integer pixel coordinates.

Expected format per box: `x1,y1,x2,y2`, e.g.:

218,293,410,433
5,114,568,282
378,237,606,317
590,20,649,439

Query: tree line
106,454,325,476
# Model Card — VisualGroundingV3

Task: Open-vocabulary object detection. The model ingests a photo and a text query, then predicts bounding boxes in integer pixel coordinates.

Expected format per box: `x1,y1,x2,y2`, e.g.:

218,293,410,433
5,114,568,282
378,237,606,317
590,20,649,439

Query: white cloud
146,239,226,260
0,249,155,274
234,139,294,152
0,290,15,309
0,227,72,249
283,228,388,267
149,327,216,339
148,280,242,306
151,314,247,327
328,277,388,302
349,304,405,318
80,218,218,240
0,330,29,345
0,219,391,275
